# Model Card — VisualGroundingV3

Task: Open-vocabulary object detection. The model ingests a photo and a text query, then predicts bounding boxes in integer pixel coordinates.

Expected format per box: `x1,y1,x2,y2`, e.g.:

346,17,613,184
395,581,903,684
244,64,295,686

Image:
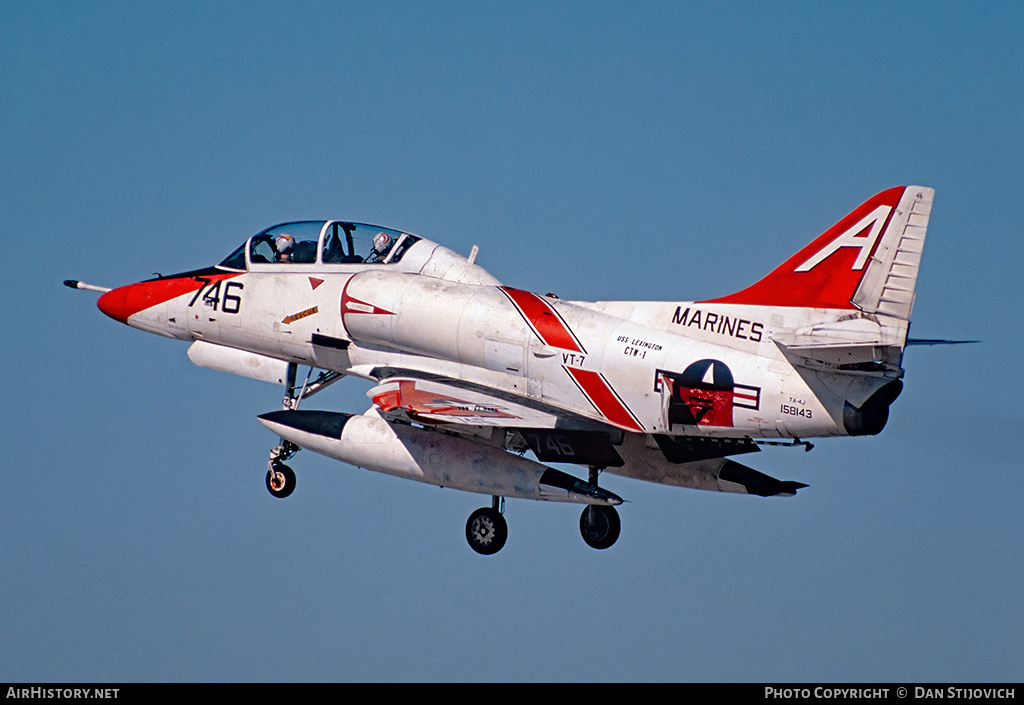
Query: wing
366,370,602,430
366,368,628,467
362,367,793,492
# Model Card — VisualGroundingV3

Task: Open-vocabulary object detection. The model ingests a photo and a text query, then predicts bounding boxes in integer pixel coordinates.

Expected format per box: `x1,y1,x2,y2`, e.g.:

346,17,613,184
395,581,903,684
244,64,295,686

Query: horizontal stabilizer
774,339,903,374
906,338,980,346
774,317,895,349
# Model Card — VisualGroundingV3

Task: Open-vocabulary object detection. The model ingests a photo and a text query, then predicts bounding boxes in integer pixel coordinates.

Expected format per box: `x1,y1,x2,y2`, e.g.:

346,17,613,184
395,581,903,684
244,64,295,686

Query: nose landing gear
266,460,296,498
263,362,342,499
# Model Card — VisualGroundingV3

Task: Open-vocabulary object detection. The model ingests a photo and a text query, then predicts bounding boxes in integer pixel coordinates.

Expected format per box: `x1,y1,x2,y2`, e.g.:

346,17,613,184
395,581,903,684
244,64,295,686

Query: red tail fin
703,187,913,309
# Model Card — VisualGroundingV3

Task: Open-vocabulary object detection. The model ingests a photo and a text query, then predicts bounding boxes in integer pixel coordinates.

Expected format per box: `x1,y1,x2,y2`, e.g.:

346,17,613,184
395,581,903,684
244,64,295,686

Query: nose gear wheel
266,462,296,499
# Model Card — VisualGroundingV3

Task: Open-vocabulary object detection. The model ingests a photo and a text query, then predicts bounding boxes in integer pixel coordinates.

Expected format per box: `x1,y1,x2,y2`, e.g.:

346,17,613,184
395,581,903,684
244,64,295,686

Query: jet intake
341,271,532,373
258,410,622,505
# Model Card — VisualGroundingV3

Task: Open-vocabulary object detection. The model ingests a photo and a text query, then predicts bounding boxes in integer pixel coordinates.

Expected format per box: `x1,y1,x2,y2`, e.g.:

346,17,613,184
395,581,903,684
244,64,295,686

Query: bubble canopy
218,221,420,270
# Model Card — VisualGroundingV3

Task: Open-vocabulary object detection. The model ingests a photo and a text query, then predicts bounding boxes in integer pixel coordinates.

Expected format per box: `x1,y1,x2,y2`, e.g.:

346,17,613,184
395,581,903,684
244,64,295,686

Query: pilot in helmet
275,233,295,262
371,231,393,261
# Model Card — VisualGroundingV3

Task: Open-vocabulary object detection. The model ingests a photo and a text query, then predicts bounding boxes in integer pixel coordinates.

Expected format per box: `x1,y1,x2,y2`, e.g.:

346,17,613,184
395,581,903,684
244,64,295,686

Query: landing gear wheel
466,507,508,555
580,505,620,549
266,462,296,499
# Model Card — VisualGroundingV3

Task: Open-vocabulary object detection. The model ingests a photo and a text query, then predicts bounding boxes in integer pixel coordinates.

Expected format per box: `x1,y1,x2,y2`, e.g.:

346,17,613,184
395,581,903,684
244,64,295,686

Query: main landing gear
579,504,621,549
464,499,621,555
464,467,621,555
466,497,508,555
264,362,342,499
579,467,620,549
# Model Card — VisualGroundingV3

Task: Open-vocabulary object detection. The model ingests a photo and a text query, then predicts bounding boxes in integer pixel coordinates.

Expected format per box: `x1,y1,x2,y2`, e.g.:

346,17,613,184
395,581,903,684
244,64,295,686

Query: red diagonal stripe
500,287,583,352
566,367,643,432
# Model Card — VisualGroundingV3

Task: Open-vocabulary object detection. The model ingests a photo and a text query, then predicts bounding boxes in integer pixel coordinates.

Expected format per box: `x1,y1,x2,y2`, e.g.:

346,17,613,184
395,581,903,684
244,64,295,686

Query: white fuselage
117,242,898,443
91,186,935,511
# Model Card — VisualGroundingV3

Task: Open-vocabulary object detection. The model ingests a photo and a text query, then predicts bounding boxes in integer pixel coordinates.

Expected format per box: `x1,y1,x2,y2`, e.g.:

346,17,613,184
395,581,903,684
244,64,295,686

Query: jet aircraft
68,186,937,554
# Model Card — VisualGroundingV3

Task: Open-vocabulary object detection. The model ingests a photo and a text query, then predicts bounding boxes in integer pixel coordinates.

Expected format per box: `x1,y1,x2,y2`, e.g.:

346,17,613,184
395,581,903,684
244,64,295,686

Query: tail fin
704,186,934,316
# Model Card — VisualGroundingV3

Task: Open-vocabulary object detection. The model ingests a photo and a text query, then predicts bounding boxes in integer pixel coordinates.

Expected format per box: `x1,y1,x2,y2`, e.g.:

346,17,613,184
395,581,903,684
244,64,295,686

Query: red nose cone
97,285,134,324
95,273,241,326
97,280,172,324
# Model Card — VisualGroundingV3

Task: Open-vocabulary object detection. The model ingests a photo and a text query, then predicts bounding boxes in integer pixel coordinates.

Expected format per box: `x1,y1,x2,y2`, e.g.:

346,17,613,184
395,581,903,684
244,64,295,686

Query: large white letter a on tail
795,205,891,272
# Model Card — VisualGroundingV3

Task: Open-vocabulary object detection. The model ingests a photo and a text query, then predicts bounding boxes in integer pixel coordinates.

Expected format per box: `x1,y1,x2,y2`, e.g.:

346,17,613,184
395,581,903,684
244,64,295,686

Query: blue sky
3,1,1022,682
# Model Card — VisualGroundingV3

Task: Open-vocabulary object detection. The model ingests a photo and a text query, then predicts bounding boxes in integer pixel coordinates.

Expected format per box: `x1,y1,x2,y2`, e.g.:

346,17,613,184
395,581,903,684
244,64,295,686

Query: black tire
266,463,296,499
466,507,508,555
580,504,620,549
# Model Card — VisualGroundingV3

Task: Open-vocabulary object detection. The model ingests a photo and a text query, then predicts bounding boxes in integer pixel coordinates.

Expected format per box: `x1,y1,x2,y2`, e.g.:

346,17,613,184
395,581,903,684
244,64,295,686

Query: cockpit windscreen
218,221,420,270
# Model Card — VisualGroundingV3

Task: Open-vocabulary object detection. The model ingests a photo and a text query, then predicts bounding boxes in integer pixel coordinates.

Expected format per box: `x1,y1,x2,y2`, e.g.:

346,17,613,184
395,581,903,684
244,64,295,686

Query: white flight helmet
276,234,295,253
373,231,392,255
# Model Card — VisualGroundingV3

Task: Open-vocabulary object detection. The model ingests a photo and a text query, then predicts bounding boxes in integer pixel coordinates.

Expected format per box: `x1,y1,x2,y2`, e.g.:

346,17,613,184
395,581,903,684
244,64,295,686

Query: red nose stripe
97,273,240,324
